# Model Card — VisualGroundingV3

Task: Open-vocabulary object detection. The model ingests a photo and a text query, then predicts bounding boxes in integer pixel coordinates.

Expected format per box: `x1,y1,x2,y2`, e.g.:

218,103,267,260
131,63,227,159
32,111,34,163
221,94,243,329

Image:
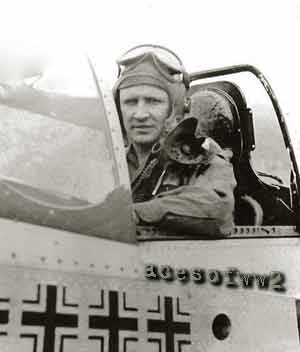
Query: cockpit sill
0,178,135,244
136,225,300,240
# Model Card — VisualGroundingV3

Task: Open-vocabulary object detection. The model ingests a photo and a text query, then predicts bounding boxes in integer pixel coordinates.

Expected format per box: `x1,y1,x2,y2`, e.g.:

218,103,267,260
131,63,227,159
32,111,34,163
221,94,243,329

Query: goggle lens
117,44,184,74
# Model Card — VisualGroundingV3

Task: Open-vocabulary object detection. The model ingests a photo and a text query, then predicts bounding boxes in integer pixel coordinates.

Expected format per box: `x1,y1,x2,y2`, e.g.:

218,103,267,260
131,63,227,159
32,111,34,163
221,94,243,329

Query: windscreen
0,52,135,242
0,86,115,204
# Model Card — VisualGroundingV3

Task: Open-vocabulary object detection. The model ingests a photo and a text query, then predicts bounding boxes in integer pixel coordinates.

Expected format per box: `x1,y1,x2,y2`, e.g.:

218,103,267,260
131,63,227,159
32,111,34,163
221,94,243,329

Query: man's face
119,85,170,147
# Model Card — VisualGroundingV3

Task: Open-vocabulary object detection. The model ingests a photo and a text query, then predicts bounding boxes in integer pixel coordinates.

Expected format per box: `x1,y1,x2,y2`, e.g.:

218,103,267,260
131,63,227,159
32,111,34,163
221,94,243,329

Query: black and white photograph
0,0,300,351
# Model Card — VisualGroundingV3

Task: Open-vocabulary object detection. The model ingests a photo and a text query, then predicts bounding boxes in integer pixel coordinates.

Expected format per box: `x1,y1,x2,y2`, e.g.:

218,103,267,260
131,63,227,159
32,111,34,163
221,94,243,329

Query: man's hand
132,207,140,225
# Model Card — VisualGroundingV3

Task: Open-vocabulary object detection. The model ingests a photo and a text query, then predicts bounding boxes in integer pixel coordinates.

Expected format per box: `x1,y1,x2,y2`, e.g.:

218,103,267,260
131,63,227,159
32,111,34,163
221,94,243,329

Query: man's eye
146,98,161,104
123,99,137,106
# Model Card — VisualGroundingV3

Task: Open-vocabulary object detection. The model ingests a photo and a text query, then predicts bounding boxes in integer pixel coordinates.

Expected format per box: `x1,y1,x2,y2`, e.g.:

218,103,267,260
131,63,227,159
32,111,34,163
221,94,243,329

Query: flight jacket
127,140,236,237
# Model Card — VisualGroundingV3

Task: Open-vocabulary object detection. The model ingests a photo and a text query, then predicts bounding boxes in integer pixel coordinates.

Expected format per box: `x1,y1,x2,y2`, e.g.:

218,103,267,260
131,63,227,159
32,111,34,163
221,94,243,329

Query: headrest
188,81,255,159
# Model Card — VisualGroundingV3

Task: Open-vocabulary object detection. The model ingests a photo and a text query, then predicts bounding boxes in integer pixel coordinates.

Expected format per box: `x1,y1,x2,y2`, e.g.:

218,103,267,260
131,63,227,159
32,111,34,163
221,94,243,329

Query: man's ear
183,96,191,113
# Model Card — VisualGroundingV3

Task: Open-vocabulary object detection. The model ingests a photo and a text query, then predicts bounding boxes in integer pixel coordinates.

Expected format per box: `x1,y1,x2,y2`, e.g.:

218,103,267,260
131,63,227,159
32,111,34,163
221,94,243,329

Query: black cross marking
89,336,104,352
89,290,104,309
0,310,8,325
176,298,190,316
178,340,191,352
22,285,78,352
148,297,190,352
123,293,137,312
123,337,138,352
20,334,38,352
23,284,41,304
0,297,9,330
62,287,78,308
59,335,77,352
148,296,161,313
296,300,300,343
89,291,138,352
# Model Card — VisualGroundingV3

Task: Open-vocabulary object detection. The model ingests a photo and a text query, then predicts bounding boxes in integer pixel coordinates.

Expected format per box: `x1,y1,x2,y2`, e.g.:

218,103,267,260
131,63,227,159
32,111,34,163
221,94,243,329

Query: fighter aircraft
0,48,299,352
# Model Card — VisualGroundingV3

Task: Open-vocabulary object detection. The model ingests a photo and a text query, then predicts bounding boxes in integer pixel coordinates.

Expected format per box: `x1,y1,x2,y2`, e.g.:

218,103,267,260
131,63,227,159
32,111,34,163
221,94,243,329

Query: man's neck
133,143,153,166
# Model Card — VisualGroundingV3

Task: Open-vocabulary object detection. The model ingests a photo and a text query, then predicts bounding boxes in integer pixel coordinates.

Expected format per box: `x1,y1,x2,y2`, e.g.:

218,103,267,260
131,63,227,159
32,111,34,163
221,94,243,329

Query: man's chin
132,135,158,146
131,132,158,144
133,138,155,145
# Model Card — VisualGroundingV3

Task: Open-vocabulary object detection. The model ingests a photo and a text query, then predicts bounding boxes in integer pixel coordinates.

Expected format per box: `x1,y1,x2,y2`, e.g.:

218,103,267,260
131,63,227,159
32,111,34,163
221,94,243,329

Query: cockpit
188,75,294,227
0,51,299,242
138,65,300,239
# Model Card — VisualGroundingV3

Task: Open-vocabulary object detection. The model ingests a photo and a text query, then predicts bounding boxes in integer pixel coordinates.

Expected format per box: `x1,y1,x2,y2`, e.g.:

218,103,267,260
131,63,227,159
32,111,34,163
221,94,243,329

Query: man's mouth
132,125,154,131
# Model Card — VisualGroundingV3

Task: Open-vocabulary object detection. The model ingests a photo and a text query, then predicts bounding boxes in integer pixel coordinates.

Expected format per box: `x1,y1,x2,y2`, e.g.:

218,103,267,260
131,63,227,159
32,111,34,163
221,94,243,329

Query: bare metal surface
0,220,300,350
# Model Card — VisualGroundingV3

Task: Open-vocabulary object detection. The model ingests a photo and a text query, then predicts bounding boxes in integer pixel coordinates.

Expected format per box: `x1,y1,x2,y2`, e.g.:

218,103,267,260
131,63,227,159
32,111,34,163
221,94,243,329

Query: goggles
117,44,189,88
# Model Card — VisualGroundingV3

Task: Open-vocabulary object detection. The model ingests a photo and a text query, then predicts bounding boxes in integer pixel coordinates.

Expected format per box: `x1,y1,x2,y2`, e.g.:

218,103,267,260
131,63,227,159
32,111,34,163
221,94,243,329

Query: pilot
113,45,236,237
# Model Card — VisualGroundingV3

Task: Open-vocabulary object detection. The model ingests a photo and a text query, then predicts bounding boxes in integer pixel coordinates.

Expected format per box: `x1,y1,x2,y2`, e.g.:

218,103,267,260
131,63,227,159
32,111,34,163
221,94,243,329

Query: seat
187,81,294,226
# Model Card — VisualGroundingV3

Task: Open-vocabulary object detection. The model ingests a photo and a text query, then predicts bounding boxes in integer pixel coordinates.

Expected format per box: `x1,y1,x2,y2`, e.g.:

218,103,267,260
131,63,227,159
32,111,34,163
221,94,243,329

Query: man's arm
133,153,236,237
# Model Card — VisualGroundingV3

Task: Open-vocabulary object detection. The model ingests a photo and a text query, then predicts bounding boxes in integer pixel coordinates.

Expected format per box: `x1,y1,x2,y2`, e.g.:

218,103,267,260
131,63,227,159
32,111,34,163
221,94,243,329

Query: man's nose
134,101,149,120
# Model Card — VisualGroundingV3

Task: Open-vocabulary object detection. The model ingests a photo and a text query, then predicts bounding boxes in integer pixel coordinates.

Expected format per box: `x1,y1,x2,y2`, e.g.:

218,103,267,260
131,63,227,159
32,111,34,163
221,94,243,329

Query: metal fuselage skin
0,219,300,352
